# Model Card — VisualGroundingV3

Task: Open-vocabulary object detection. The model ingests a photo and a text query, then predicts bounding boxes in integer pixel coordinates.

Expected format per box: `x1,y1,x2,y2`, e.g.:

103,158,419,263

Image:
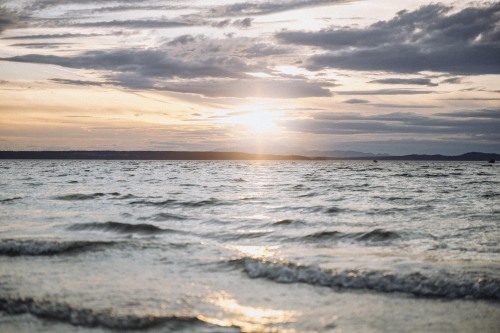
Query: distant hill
0,151,498,161
299,150,390,158
0,151,314,160
345,152,500,161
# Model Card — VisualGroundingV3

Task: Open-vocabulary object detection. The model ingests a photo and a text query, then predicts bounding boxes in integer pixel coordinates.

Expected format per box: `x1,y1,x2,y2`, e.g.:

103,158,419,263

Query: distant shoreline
0,151,498,161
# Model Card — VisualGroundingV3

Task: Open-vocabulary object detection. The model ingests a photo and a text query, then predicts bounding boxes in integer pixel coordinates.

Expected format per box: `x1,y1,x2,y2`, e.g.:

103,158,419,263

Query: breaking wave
298,228,401,243
67,221,179,235
232,258,500,300
0,296,237,331
0,239,116,256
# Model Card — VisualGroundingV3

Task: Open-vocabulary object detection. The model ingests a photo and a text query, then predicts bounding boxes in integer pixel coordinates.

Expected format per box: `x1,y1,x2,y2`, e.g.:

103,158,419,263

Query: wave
140,212,188,221
67,221,179,235
53,192,125,201
232,258,500,300
0,239,115,256
272,219,304,226
424,174,449,178
130,198,231,208
130,199,177,207
0,297,238,331
53,193,106,200
298,228,401,243
481,192,499,199
0,197,22,203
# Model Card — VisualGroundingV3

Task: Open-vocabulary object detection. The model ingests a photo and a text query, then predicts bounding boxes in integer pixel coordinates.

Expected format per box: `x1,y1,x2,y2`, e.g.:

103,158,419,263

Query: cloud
167,35,196,46
10,42,72,49
281,109,500,138
369,78,437,86
212,19,231,28
74,20,191,29
335,89,433,95
344,98,438,108
233,18,253,28
0,7,18,33
344,98,369,104
368,103,438,109
3,49,252,80
2,44,330,98
160,78,332,98
50,79,106,86
440,77,463,84
24,0,143,11
208,0,351,17
434,109,500,119
2,33,101,40
277,3,500,74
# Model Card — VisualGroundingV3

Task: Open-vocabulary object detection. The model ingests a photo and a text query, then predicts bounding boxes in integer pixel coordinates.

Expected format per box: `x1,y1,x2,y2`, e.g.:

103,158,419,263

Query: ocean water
0,160,499,333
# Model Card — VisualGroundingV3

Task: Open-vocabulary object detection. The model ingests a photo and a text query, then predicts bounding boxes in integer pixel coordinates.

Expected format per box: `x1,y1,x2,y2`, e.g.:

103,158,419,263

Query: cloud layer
278,3,500,74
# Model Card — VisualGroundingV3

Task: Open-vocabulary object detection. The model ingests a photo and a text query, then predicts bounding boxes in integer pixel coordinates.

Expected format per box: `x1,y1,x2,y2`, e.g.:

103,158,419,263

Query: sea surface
0,160,499,332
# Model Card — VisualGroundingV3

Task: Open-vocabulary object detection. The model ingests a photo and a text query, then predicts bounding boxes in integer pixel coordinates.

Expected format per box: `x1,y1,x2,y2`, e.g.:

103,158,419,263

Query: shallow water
0,160,499,332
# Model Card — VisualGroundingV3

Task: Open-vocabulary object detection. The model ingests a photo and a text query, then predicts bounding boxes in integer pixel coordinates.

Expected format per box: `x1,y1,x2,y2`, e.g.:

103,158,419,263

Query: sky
0,0,499,155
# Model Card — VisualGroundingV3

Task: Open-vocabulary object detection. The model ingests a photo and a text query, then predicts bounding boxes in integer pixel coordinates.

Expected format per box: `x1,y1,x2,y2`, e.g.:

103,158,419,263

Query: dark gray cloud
208,0,351,17
167,34,196,46
335,89,433,95
75,20,191,29
3,49,252,80
10,42,72,49
434,109,500,119
277,3,500,74
162,34,291,61
281,109,500,138
2,33,100,40
212,19,231,28
24,0,141,11
232,18,253,28
0,7,18,33
343,98,437,108
368,103,438,109
50,78,106,86
2,44,330,98
369,78,437,86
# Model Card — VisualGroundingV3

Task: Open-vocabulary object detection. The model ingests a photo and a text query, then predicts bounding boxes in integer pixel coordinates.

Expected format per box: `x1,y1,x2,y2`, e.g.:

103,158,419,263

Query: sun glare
234,112,277,132
222,105,280,133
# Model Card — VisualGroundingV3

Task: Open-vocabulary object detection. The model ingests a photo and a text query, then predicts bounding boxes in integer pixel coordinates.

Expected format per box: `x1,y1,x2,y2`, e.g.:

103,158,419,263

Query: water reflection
229,245,279,258
201,292,298,333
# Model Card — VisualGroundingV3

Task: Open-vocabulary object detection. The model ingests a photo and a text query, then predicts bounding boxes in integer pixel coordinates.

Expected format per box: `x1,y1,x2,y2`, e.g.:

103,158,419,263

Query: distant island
0,151,314,161
0,151,498,161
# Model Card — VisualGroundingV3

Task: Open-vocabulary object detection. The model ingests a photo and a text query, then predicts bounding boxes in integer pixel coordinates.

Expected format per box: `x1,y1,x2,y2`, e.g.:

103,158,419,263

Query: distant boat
488,159,495,163
373,160,378,163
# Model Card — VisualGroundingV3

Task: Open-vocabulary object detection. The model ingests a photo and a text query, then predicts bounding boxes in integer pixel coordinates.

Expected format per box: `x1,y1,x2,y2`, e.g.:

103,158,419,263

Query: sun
222,104,280,133
232,111,277,133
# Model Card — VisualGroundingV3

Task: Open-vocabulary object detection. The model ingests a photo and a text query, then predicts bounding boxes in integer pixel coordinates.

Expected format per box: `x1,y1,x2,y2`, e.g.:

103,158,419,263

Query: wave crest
0,239,115,256
234,258,500,300
67,221,179,235
0,297,234,331
299,228,400,243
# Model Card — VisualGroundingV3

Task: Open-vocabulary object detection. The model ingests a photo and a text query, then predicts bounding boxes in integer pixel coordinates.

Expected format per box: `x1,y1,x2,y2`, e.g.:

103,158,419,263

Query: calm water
0,160,499,332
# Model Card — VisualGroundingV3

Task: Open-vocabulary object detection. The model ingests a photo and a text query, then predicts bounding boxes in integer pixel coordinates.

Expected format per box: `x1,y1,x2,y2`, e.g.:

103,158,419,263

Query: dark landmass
0,151,498,161
300,150,391,158
351,152,500,161
0,151,315,160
